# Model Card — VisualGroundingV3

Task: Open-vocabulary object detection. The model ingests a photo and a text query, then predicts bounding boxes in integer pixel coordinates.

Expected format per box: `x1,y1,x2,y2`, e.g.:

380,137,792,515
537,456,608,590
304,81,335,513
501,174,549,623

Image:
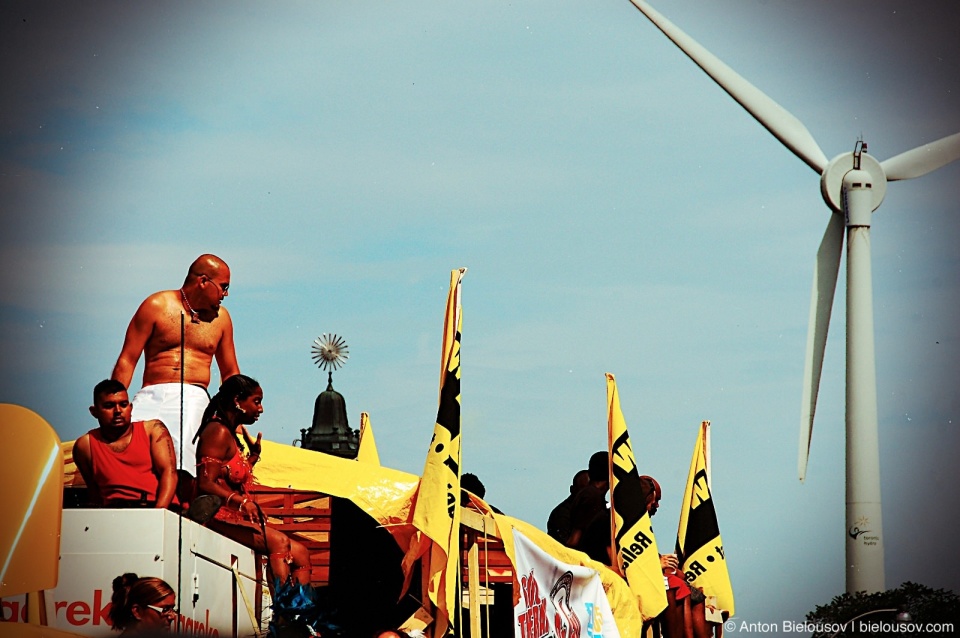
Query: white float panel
2,509,263,638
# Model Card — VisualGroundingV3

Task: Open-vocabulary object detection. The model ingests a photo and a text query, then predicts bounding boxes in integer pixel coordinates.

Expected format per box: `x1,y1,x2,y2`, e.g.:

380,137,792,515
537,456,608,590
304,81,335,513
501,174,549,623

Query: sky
2,0,959,630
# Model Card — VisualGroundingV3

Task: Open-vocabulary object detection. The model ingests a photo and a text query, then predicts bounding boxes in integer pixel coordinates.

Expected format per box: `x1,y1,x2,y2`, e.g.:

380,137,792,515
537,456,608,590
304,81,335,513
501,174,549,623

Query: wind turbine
626,0,960,593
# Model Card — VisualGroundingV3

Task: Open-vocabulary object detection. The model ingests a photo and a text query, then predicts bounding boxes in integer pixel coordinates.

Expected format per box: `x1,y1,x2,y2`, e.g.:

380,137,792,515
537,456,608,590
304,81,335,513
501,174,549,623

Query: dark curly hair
194,374,261,444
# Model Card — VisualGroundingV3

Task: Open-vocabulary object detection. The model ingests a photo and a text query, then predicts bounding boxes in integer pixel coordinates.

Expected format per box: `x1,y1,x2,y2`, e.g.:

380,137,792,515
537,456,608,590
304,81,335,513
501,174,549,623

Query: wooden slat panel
244,486,518,587
255,508,328,518
267,523,332,533
246,486,334,586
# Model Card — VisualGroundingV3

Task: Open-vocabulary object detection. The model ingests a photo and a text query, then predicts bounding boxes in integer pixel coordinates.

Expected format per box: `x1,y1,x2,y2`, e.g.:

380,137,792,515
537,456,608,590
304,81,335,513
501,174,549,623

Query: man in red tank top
73,379,178,508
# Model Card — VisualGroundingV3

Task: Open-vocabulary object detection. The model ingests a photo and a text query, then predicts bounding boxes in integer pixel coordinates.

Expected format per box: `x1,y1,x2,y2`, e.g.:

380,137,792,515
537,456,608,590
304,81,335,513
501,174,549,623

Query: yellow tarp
255,439,420,548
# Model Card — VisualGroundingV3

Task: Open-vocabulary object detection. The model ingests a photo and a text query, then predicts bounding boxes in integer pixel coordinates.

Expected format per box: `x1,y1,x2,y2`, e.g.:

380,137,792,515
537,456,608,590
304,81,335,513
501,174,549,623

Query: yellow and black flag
676,421,735,615
401,268,466,637
606,373,667,621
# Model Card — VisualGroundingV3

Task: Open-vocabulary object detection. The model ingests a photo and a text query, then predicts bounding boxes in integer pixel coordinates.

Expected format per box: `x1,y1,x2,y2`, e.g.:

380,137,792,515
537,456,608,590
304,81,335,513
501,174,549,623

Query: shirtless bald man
112,254,240,472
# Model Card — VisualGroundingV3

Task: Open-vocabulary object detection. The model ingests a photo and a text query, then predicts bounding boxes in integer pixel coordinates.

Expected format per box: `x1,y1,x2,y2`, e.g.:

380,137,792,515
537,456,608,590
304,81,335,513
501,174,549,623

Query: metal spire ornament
311,333,349,372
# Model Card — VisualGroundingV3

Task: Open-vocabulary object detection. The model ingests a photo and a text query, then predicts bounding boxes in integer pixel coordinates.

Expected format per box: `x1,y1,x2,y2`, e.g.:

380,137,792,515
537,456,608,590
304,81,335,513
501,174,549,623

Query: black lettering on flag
685,560,707,580
611,430,646,546
676,469,720,561
621,527,655,570
434,331,461,520
443,455,459,476
691,467,710,509
435,335,461,439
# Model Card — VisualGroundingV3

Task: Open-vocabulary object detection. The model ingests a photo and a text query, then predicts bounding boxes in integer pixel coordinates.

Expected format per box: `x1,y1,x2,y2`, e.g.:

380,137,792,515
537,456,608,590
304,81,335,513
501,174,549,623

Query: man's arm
147,420,178,508
111,296,160,387
214,307,240,381
72,435,102,506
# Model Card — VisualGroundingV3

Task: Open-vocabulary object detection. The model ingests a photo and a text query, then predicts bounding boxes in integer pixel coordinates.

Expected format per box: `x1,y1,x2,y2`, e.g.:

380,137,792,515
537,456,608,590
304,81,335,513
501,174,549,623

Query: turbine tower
626,0,960,593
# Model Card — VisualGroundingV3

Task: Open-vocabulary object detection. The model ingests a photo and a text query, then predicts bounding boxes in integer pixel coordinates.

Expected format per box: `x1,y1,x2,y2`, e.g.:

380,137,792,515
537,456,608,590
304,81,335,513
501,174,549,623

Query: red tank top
89,421,159,504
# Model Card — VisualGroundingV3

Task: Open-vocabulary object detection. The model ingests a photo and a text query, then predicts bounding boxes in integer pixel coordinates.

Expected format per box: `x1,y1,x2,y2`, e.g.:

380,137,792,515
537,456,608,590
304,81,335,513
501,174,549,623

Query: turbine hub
820,151,887,214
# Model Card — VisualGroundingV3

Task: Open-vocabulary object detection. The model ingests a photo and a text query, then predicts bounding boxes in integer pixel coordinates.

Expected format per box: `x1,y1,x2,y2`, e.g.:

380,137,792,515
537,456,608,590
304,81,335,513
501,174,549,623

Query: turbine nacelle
820,150,887,216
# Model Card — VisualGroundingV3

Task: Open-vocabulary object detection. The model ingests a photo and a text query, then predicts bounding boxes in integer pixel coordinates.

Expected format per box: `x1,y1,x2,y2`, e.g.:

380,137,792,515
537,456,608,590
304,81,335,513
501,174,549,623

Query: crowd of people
545,451,724,638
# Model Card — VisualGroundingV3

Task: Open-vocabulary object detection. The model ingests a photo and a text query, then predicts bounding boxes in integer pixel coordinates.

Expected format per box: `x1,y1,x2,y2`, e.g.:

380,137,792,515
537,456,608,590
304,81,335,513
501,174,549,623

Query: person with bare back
112,254,240,473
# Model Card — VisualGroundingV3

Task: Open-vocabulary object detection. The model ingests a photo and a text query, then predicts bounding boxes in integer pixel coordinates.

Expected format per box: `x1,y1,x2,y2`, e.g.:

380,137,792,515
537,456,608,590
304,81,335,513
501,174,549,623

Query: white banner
512,528,621,638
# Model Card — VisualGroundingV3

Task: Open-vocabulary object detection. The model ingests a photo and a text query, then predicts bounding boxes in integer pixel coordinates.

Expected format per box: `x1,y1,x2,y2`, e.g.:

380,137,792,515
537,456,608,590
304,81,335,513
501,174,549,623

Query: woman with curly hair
109,573,176,634
193,374,312,585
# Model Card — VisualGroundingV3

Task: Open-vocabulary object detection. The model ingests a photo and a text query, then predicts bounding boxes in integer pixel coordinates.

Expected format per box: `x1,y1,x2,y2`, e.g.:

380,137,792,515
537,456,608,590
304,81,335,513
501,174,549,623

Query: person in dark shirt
460,472,503,513
566,452,609,551
546,469,590,544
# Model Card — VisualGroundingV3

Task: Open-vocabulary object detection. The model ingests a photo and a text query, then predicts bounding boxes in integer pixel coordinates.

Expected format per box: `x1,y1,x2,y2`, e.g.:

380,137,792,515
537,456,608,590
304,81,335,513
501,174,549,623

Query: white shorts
131,383,210,474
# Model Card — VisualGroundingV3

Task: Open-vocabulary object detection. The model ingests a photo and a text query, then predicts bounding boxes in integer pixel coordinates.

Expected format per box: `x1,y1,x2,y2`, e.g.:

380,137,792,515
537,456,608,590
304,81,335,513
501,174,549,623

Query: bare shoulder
138,290,180,314
196,420,237,462
202,419,232,439
131,291,182,326
214,304,233,327
144,419,171,438
73,432,92,458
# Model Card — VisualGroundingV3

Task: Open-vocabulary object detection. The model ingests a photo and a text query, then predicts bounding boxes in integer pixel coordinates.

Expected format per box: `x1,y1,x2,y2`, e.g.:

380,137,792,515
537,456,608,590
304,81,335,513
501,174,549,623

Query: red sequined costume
197,417,257,525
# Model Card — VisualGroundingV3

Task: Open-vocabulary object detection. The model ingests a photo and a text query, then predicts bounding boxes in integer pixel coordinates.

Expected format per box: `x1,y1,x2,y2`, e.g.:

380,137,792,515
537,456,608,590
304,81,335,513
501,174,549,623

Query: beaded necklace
180,288,200,323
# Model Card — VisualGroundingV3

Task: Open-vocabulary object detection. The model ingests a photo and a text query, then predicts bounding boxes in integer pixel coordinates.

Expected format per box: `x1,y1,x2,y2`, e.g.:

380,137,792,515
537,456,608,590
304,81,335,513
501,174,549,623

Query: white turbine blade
626,0,828,174
881,131,960,181
799,213,844,482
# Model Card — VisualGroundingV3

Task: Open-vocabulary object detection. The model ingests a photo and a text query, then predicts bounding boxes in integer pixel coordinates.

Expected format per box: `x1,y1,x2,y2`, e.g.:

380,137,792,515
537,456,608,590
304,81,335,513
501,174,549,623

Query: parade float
2,270,734,638
2,275,646,638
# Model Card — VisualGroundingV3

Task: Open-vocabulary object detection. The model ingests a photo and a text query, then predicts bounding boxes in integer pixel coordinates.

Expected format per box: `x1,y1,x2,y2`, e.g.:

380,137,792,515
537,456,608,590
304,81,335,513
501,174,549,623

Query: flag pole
704,420,712,488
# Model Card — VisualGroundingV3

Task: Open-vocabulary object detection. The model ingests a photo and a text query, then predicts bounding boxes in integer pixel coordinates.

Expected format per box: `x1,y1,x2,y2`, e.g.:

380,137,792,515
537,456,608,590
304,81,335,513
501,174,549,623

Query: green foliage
806,582,959,637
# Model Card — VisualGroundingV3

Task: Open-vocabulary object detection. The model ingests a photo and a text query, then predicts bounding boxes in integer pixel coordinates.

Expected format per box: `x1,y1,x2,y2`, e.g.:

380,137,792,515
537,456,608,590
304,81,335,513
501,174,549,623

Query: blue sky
2,0,958,629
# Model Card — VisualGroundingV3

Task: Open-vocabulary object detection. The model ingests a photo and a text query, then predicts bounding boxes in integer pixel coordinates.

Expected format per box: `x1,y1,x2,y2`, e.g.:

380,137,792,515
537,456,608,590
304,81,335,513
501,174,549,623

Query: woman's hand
240,498,260,522
239,425,262,457
660,553,679,573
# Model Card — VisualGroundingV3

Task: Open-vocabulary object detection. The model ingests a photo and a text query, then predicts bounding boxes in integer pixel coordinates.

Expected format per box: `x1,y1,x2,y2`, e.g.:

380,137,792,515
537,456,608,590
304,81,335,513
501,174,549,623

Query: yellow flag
401,268,466,637
676,421,735,615
605,374,667,621
356,412,381,466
